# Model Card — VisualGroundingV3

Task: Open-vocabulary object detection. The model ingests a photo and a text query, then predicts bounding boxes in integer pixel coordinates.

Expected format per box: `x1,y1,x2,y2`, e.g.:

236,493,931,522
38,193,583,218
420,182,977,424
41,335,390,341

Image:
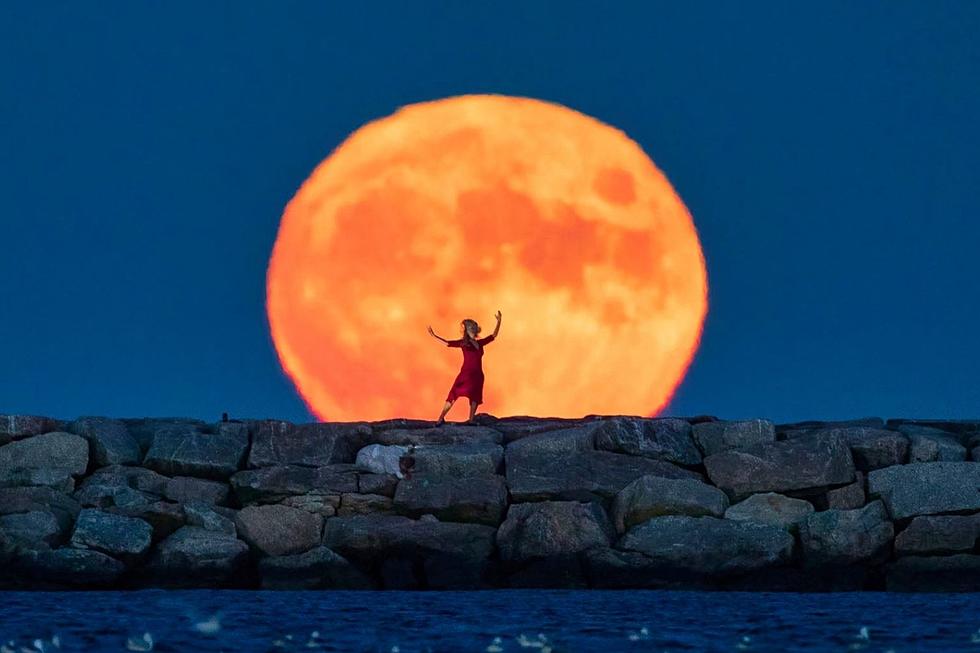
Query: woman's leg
465,399,478,423
436,399,454,424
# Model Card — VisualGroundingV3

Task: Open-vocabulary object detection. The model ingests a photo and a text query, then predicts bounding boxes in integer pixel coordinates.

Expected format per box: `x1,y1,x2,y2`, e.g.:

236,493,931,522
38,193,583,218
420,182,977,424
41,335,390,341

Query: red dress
445,334,495,404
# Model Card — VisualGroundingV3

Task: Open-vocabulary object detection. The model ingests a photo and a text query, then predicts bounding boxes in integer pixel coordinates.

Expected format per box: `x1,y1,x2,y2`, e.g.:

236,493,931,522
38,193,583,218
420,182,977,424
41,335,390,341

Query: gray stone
230,465,358,504
371,425,502,446
0,511,63,549
703,432,855,500
507,447,700,502
144,422,249,480
0,467,75,493
505,425,598,459
799,500,893,567
70,508,153,562
612,475,729,533
248,420,371,467
0,432,88,476
617,515,794,575
280,494,339,518
868,462,980,521
106,501,185,542
826,472,866,510
0,415,64,445
183,501,236,535
480,417,591,444
0,486,80,532
830,427,909,471
234,504,322,556
337,493,394,516
164,476,230,505
886,419,980,436
28,548,125,585
358,473,398,497
497,501,613,562
894,514,980,555
594,417,701,465
724,493,814,532
393,475,508,526
908,432,967,463
409,442,504,477
692,419,775,457
84,465,170,495
886,554,980,592
66,417,140,466
120,417,207,454
777,418,885,439
147,526,249,582
258,546,373,589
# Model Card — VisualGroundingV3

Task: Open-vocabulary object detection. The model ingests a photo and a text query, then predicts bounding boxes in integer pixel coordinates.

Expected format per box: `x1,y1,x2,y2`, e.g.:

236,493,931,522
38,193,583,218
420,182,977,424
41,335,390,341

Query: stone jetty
2,413,980,591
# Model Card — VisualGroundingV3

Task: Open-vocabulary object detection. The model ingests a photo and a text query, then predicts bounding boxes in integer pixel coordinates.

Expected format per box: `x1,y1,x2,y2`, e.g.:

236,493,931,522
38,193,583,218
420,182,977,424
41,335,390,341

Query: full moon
267,94,708,422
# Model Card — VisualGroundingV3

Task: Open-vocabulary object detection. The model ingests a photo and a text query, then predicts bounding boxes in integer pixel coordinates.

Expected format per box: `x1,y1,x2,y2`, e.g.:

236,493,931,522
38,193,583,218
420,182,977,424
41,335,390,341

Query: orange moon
266,94,708,422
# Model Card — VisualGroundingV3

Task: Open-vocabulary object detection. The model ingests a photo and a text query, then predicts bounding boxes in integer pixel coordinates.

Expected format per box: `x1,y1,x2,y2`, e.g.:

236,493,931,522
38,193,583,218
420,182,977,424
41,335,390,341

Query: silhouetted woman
427,310,502,424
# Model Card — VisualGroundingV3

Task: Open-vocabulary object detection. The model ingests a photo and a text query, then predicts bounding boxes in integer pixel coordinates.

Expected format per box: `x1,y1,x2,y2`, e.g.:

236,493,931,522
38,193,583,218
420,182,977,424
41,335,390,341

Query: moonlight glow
266,94,708,421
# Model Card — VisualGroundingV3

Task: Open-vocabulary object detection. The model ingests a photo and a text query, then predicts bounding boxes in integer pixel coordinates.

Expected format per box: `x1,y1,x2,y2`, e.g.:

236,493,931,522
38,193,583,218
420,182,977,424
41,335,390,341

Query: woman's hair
460,318,481,349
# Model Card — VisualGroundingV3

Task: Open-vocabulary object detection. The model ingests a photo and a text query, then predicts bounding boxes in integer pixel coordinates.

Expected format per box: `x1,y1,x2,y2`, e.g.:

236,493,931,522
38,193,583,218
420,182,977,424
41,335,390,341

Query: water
2,590,980,653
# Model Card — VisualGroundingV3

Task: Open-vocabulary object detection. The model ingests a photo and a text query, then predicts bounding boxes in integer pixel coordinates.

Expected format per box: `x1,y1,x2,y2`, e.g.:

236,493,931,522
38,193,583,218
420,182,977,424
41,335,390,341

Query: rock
280,494,339,518
777,417,885,439
973,446,980,462
248,421,371,467
120,417,206,454
27,548,126,586
0,432,88,476
144,422,249,480
147,526,249,583
826,472,866,510
497,501,613,562
692,419,775,457
355,444,409,477
612,475,729,533
0,467,75,493
66,417,140,466
0,511,63,550
230,465,358,504
582,547,678,589
0,415,64,445
894,514,980,555
886,554,980,592
408,442,504,477
106,501,185,542
505,426,598,459
234,504,322,556
358,473,398,497
69,508,153,562
594,417,701,465
480,417,590,444
164,476,230,506
888,419,979,437
0,486,80,532
617,515,794,576
258,546,373,589
183,501,236,535
724,493,814,532
703,432,854,500
908,432,967,463
868,462,980,521
371,425,502,446
799,500,893,566
369,417,439,431
827,427,909,471
337,493,394,516
393,475,508,525
507,447,700,502
84,465,170,495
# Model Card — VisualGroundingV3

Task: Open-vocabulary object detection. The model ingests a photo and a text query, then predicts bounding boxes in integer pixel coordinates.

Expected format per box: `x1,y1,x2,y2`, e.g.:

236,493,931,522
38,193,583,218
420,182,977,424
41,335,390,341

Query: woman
427,310,502,424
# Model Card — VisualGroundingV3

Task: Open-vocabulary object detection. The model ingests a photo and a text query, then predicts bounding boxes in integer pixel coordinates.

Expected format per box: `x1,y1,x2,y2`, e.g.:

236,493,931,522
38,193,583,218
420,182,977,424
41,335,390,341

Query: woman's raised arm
427,325,449,344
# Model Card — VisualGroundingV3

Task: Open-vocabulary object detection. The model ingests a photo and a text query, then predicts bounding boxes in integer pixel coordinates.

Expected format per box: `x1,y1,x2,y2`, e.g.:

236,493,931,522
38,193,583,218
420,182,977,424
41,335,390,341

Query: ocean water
2,590,980,653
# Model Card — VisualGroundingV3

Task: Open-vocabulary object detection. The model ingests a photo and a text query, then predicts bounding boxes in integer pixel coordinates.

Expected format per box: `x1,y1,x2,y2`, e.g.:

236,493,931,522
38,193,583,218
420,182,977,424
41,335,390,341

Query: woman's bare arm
427,325,449,343
491,310,502,337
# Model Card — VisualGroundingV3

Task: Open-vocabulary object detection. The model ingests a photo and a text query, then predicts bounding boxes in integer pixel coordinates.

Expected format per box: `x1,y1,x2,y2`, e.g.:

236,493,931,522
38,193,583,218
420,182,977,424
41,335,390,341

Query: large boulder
230,465,358,505
798,500,893,566
507,448,700,502
496,501,613,562
0,432,88,476
69,509,153,563
724,493,814,533
0,415,64,446
144,422,249,480
107,501,185,542
611,475,729,533
0,467,75,493
505,426,598,459
907,432,967,463
408,442,504,477
777,418,884,439
248,421,371,467
703,432,854,500
234,504,322,556
393,475,508,525
336,493,394,516
164,476,230,506
26,548,126,586
0,486,80,532
827,427,908,471
894,514,980,555
867,462,980,521
0,511,63,550
886,554,980,592
358,473,398,497
120,418,207,454
72,466,170,509
258,546,373,589
478,417,591,444
280,494,340,518
617,515,794,576
146,526,249,583
825,472,866,510
692,419,775,457
66,417,140,466
370,425,502,446
83,465,170,495
182,501,236,535
594,417,701,466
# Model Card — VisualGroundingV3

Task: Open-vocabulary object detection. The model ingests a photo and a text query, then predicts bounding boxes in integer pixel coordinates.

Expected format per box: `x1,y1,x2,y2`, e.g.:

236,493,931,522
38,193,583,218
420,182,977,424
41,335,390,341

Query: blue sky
2,2,978,423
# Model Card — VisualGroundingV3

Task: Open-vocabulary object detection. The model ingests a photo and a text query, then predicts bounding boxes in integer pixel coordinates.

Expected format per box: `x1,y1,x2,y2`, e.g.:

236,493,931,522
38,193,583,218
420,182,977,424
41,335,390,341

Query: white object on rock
355,444,410,478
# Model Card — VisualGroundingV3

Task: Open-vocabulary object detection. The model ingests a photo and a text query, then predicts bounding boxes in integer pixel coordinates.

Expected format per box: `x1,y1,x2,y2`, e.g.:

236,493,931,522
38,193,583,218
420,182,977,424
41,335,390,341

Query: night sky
2,2,978,424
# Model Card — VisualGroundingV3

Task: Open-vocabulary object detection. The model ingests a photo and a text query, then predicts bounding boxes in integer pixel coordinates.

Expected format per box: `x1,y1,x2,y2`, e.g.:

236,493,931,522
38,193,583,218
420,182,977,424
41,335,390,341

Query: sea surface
2,590,980,653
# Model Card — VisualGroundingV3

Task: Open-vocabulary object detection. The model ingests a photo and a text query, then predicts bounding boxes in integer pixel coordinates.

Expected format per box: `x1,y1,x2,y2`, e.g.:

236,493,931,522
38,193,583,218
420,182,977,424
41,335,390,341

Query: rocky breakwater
2,413,980,591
